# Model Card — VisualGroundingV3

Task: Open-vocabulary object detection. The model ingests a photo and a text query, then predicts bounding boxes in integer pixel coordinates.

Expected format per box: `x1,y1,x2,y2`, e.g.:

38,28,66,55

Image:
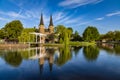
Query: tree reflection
4,51,22,67
83,46,99,61
114,45,120,54
98,43,120,55
20,49,36,60
73,46,82,56
56,46,72,66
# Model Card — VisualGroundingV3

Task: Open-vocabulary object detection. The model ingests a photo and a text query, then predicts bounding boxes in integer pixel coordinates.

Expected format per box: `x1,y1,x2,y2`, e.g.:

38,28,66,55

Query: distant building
39,14,54,43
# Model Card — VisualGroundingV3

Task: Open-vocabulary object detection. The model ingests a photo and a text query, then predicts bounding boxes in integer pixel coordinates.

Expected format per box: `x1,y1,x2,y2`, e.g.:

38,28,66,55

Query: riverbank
69,41,96,46
0,43,29,50
43,41,96,47
0,41,96,49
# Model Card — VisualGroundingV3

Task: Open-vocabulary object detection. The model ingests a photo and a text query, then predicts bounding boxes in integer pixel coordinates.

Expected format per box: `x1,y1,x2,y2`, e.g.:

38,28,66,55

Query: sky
0,0,120,34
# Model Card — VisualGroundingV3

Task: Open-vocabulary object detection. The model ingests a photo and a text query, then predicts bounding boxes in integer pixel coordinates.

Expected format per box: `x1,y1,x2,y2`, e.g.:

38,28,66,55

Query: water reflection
0,48,36,67
37,47,55,73
73,46,82,56
4,51,22,67
83,46,99,61
55,46,72,66
0,46,73,72
98,43,120,55
0,44,120,68
0,45,120,80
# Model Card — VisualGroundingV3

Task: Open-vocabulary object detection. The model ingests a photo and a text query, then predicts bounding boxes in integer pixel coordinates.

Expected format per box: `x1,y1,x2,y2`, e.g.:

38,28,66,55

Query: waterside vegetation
0,20,120,48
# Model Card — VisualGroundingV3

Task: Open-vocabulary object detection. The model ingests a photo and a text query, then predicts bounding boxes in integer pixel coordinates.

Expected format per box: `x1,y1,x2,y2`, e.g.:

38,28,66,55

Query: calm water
0,44,120,80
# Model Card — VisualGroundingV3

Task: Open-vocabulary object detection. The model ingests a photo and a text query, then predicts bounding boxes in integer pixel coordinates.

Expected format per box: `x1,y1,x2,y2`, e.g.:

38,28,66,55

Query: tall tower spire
39,13,44,26
39,13,45,34
49,15,53,26
48,15,54,33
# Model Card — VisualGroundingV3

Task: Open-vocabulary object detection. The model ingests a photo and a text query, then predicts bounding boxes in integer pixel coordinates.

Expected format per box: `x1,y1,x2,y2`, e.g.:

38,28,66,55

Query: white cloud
54,14,73,25
64,17,82,24
53,12,66,21
8,0,48,19
76,20,94,26
9,0,31,8
49,10,89,28
106,11,120,17
25,10,39,19
95,11,120,21
0,10,26,19
0,9,41,20
0,17,9,21
59,0,103,8
96,17,104,20
52,10,83,26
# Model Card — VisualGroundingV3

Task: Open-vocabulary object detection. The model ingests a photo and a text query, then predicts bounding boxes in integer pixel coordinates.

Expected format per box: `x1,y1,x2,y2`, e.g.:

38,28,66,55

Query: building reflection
29,47,56,73
0,46,73,72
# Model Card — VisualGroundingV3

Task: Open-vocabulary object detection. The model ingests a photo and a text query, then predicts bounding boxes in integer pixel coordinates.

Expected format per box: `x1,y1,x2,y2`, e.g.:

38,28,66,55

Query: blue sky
0,0,120,34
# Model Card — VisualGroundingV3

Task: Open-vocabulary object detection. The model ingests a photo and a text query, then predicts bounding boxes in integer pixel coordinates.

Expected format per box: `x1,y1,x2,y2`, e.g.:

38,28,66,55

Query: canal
0,44,120,80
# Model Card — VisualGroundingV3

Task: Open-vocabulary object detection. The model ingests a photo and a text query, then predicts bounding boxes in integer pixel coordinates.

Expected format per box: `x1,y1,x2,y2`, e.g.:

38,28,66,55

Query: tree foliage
83,26,100,41
3,20,23,40
114,31,120,41
72,31,82,41
18,28,36,42
101,31,114,40
0,29,5,39
55,25,73,45
46,33,55,43
100,30,120,41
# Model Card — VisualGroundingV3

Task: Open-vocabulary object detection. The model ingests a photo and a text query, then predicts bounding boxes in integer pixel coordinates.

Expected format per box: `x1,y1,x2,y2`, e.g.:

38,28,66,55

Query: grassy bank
69,41,96,46
0,41,96,49
43,41,96,47
43,43,63,47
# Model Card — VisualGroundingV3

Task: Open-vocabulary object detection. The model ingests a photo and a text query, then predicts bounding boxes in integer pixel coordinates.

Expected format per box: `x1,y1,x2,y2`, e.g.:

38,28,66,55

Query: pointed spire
49,15,53,26
39,13,44,26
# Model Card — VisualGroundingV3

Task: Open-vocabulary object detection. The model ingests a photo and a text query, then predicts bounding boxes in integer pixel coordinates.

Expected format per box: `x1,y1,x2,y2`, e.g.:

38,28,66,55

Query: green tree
3,20,23,40
55,25,73,45
105,31,114,41
83,26,100,41
114,31,120,41
0,29,5,39
107,31,114,38
99,31,120,42
18,28,35,42
55,25,65,43
46,33,55,43
72,31,82,41
55,25,66,34
67,27,73,33
67,27,73,39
